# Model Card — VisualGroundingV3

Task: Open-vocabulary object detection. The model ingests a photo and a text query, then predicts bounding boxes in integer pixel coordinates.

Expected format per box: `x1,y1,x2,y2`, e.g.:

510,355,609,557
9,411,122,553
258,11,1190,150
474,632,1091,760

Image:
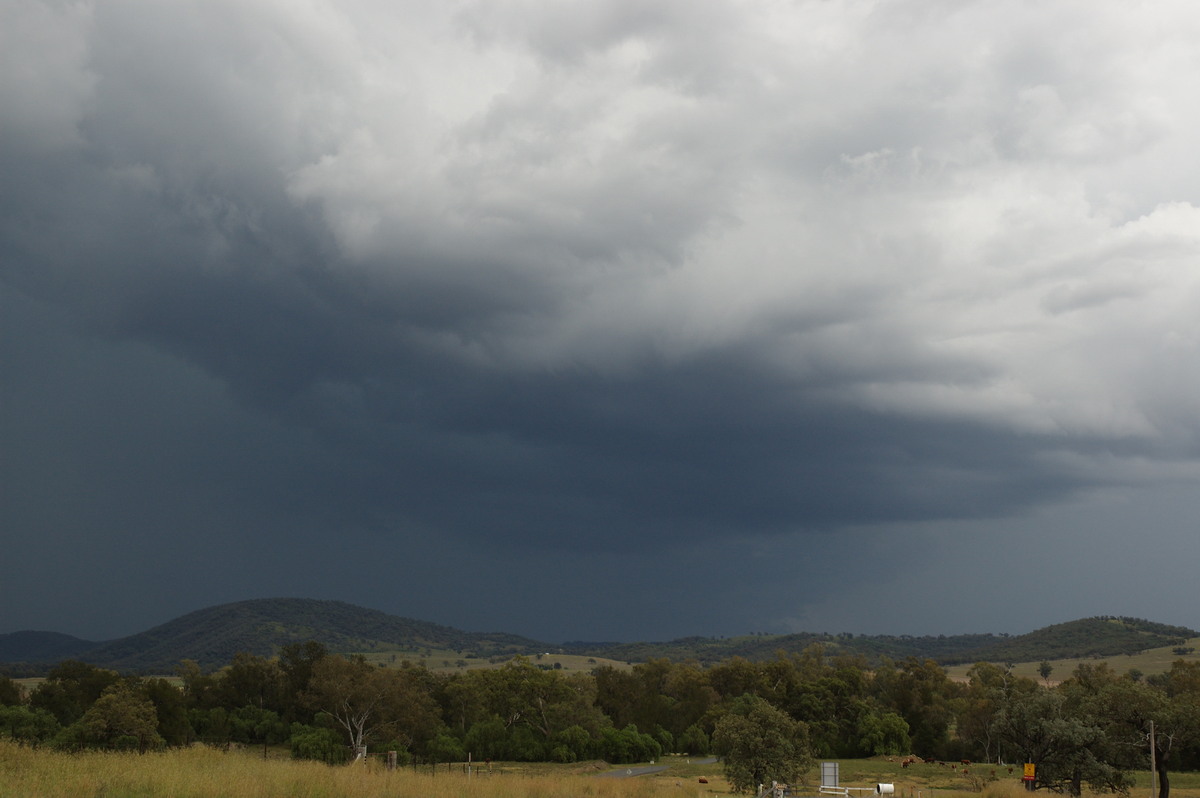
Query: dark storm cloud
3,0,1199,640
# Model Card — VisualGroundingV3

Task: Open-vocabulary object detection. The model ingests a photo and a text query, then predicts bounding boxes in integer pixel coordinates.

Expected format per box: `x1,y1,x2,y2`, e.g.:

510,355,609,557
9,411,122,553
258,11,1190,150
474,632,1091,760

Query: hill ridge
1,598,551,673
1,603,1194,675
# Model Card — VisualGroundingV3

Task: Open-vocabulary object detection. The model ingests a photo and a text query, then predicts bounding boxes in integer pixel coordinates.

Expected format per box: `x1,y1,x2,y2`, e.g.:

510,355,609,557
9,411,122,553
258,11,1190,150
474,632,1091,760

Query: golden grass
4,742,1197,798
0,741,701,798
944,638,1200,685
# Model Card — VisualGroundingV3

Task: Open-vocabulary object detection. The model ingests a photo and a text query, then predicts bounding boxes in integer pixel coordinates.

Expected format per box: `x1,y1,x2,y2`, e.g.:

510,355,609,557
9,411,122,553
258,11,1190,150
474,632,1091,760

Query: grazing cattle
961,760,971,766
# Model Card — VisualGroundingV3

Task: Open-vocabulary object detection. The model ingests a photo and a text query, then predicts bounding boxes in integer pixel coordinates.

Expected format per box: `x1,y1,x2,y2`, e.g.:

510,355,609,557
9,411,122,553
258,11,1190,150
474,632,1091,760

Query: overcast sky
3,0,1199,645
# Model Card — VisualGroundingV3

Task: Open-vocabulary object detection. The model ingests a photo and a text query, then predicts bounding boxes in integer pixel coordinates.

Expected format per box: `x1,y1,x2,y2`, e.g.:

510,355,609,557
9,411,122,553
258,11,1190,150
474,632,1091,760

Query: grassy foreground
827,758,1200,798
0,742,707,798
3,742,1198,798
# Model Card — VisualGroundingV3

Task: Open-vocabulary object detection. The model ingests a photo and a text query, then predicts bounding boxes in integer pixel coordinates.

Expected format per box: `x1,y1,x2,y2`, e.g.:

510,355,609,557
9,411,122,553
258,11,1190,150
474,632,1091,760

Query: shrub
289,723,344,764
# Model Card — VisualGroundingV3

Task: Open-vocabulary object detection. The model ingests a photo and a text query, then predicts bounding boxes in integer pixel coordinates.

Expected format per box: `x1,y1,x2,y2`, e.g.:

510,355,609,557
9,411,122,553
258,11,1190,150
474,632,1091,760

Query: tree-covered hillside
10,599,549,673
942,616,1196,664
567,617,1197,667
0,631,98,665
563,631,1005,666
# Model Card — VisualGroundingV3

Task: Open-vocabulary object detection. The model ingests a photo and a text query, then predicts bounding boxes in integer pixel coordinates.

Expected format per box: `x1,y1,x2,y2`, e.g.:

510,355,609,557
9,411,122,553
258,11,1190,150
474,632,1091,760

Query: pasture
818,757,1200,798
354,648,634,673
3,742,1197,798
0,742,698,798
943,637,1200,685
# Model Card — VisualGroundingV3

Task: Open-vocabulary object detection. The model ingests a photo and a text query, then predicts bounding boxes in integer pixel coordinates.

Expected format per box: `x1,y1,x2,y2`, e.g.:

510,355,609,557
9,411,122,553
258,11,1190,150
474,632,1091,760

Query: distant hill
563,631,1005,665
940,616,1197,664
1,602,1194,675
565,618,1198,667
0,598,550,673
0,630,100,664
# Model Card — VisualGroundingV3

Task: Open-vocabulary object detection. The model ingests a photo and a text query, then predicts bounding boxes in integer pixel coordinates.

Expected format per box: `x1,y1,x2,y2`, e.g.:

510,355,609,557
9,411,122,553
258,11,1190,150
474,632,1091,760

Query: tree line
2,645,1198,795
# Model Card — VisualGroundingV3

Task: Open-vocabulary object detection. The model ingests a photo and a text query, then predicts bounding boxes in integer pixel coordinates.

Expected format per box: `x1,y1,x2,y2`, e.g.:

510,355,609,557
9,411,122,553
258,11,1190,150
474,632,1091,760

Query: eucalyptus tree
990,682,1126,796
871,657,959,758
76,680,164,751
1075,664,1200,798
29,660,120,726
713,694,812,794
303,655,441,756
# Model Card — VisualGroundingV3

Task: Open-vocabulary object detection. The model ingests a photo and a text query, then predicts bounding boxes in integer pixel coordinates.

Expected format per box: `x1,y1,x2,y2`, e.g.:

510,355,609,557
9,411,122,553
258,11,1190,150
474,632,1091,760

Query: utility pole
1149,720,1157,798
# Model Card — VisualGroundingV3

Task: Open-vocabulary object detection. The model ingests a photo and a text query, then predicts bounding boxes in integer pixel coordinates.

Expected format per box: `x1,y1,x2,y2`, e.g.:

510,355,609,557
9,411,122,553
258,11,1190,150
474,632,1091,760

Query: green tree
598,658,713,740
599,723,662,764
0,704,61,745
463,715,510,760
304,656,441,755
506,724,547,760
426,731,467,763
219,652,283,710
190,706,233,744
678,722,711,755
991,684,1124,796
0,675,22,706
708,657,768,701
176,659,223,711
76,681,164,751
438,670,494,734
142,677,193,746
552,724,593,762
1040,662,1054,685
29,660,119,726
871,657,958,758
229,705,288,745
663,661,720,738
460,658,604,742
289,722,344,764
1083,673,1200,798
712,695,812,794
857,709,911,756
956,662,1040,763
278,641,328,723
304,656,392,754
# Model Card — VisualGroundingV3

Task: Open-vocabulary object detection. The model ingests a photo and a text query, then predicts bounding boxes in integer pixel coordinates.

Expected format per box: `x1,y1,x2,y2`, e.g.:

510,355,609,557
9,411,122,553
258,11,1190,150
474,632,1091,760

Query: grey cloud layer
3,1,1199,637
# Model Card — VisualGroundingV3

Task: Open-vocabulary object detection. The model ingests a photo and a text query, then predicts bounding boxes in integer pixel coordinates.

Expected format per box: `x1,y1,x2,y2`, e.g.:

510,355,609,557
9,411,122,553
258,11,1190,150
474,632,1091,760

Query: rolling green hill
3,598,550,673
1,601,1194,676
561,631,1003,665
939,616,1196,664
563,617,1198,667
945,635,1200,684
0,631,99,665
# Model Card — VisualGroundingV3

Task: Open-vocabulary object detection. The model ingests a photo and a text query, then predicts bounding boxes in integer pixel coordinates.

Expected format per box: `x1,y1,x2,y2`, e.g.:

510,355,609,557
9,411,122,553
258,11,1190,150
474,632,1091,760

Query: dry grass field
3,742,1196,798
943,638,1200,685
354,649,634,673
0,742,699,798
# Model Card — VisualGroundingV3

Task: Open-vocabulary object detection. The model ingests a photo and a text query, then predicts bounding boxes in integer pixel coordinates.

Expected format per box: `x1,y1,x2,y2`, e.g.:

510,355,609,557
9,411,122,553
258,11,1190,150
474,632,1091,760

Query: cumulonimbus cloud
3,0,1199,553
